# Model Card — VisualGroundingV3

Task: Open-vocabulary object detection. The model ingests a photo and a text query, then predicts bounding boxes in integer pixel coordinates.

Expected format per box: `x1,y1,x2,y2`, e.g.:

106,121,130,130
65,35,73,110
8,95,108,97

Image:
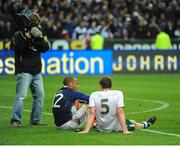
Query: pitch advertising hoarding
0,50,180,75
41,51,112,75
0,50,112,75
113,50,180,73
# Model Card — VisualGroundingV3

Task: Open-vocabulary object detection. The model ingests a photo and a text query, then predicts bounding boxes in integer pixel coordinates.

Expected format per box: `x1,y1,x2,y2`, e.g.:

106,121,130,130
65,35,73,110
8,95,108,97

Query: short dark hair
99,76,112,89
63,76,75,86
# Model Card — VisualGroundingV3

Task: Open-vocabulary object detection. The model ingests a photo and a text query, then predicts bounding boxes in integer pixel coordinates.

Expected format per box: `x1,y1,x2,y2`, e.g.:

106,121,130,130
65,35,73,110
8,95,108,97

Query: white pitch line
1,100,179,138
0,98,169,116
0,105,52,115
142,129,180,138
126,98,169,114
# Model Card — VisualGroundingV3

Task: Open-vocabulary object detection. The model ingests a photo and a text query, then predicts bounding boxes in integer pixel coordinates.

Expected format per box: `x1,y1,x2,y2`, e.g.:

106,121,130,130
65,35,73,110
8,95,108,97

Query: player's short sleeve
116,91,124,107
89,92,96,107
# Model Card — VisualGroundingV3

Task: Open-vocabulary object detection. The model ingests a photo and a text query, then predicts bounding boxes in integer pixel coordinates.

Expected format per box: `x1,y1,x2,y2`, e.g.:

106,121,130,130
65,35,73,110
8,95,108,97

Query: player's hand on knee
74,100,81,110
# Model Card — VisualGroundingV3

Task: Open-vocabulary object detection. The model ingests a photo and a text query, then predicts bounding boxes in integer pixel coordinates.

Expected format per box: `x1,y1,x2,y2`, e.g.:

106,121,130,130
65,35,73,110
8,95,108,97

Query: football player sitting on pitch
52,76,89,131
79,76,156,134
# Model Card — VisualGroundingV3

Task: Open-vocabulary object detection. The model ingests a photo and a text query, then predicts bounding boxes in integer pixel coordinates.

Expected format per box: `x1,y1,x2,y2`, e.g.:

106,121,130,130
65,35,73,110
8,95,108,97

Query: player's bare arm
116,107,129,134
79,106,96,134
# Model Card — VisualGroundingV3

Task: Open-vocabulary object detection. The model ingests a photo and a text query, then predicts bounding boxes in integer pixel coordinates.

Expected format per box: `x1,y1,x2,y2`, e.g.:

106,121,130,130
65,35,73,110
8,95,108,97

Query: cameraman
10,13,49,127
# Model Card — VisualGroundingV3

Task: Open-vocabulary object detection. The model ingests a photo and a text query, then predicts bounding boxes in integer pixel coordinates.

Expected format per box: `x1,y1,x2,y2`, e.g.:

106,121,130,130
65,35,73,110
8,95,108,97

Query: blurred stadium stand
0,0,179,40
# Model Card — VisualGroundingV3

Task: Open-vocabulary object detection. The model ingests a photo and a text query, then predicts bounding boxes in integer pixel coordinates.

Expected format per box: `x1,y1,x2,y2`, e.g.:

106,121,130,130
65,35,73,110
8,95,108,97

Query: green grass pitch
0,74,180,145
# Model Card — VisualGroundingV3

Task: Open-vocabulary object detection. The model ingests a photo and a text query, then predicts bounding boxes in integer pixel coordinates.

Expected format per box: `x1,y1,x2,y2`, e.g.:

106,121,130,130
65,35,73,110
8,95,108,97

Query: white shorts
97,118,121,132
59,105,88,130
97,119,135,132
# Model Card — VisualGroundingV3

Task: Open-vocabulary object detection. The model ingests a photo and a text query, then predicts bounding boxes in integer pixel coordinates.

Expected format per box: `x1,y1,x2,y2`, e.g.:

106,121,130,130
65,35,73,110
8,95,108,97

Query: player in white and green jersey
79,76,156,134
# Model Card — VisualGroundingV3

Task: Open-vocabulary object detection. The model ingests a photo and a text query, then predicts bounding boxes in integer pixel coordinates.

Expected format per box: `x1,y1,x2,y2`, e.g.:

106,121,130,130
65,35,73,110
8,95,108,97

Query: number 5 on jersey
101,99,109,114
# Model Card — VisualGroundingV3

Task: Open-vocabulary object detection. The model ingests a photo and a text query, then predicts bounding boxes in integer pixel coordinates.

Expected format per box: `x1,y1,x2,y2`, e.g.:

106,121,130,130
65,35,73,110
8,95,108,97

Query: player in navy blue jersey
52,76,89,130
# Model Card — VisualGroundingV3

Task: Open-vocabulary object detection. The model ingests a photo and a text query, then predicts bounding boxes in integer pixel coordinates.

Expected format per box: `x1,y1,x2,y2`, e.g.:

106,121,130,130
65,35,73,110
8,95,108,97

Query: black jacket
13,31,49,74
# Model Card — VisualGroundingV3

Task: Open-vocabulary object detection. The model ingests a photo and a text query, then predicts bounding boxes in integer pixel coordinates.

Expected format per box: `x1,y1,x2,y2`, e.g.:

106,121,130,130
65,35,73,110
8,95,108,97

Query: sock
143,121,151,129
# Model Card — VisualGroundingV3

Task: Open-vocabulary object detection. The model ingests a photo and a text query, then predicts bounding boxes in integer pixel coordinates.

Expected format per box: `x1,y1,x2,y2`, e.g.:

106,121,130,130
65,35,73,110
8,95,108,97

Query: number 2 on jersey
101,99,109,114
53,93,63,108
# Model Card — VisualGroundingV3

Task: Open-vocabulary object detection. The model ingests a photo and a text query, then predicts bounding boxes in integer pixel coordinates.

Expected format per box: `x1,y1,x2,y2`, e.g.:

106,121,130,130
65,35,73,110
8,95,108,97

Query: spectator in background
134,18,147,39
90,31,104,50
120,6,133,40
73,20,87,40
122,20,132,41
174,20,180,38
4,21,13,39
165,21,175,38
87,20,99,39
43,19,56,38
99,19,113,39
60,29,70,40
66,13,74,38
155,30,171,50
0,20,6,39
147,16,160,38
0,0,179,40
110,18,122,38
157,13,166,30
